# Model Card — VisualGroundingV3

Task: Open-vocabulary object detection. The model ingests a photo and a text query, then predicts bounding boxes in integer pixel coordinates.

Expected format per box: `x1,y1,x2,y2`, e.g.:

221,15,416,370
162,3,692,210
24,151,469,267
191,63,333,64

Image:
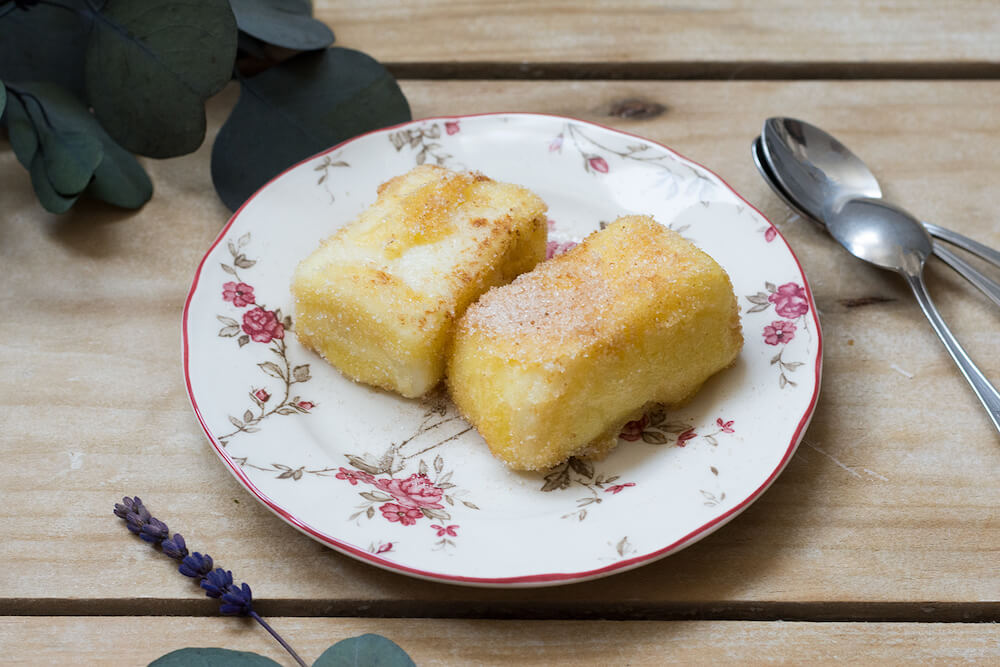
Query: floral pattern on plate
212,233,316,446
184,112,821,587
745,281,815,388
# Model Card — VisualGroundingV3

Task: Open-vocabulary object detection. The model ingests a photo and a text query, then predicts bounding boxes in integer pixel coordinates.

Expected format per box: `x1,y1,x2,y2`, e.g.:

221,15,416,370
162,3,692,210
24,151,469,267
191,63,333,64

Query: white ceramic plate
184,113,821,587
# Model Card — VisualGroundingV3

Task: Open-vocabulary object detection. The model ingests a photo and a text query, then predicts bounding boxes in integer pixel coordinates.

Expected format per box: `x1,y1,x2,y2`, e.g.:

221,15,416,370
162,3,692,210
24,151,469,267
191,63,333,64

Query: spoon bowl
826,197,933,275
760,118,882,221
751,136,814,224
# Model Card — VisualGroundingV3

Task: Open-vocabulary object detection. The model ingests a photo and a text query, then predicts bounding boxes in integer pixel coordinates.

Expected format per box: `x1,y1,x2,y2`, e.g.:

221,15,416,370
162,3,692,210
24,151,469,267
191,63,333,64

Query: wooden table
3,2,999,663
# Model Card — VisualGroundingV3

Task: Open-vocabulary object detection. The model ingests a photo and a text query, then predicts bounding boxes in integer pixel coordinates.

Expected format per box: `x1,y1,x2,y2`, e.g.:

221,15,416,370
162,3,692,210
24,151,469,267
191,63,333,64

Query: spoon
825,197,1000,433
752,125,1000,308
761,118,1000,266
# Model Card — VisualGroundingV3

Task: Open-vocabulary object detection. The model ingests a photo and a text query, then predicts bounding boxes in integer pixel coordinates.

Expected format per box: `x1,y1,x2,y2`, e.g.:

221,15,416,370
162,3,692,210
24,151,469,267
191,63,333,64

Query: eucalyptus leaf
5,86,93,211
211,47,411,210
313,634,416,667
85,0,238,158
230,0,334,50
29,151,80,214
3,90,37,168
39,127,104,195
5,81,152,209
148,647,282,666
6,84,104,196
0,1,101,102
8,87,105,196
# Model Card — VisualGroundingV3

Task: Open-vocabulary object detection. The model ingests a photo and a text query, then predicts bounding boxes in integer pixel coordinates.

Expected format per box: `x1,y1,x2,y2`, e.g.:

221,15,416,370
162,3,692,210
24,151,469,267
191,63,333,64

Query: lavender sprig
113,496,307,667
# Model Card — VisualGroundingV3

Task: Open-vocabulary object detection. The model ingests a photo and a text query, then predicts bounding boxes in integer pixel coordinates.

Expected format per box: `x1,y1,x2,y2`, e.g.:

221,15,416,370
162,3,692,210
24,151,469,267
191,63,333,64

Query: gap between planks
4,599,998,623
386,61,1000,81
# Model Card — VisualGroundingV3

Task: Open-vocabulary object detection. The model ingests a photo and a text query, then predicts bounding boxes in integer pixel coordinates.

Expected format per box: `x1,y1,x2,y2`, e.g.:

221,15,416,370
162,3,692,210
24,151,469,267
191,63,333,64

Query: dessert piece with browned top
447,214,743,471
292,165,548,398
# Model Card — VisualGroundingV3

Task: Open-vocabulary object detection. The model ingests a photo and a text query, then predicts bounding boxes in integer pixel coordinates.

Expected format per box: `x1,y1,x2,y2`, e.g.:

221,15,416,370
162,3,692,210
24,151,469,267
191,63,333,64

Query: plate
183,113,821,587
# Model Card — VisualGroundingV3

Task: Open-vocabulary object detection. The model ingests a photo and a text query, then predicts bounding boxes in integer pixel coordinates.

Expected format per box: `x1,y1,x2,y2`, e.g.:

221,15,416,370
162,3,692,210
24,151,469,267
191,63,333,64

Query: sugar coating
292,165,548,398
447,215,744,471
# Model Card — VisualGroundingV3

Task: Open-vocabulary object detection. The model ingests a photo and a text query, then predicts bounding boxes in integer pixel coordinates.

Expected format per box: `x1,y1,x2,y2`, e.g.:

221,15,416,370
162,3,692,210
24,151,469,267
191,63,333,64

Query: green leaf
29,151,80,214
85,0,238,158
313,634,415,667
148,646,282,666
42,127,103,195
5,83,103,195
5,88,85,213
211,47,410,210
5,82,152,209
0,1,102,103
3,91,38,169
230,0,334,50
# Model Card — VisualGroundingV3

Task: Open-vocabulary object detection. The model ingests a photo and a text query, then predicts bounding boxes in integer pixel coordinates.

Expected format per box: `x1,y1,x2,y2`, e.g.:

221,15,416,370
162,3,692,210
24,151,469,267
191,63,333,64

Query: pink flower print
768,282,809,318
619,415,649,442
375,542,393,554
549,134,563,152
588,156,609,173
764,226,777,243
676,428,697,447
375,473,445,510
431,524,458,537
716,418,735,433
297,400,314,411
763,320,796,346
335,467,374,486
222,281,255,307
253,388,270,402
605,482,636,495
547,218,557,229
242,307,284,343
546,240,578,259
380,503,423,526
445,120,460,135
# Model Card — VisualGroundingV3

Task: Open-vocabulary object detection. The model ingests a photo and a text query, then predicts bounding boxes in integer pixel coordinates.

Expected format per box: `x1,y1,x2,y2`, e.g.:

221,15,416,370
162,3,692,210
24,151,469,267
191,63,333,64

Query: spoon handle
904,273,1000,434
932,242,1000,309
925,222,1000,269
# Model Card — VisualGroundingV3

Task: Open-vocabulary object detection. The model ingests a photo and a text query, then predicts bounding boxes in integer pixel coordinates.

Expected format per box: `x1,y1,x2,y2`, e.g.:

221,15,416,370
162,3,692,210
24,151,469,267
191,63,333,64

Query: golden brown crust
292,165,547,398
448,214,743,470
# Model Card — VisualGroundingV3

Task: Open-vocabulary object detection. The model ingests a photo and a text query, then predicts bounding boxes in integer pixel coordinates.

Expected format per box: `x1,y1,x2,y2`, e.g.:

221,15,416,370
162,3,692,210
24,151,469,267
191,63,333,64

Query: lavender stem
250,611,308,667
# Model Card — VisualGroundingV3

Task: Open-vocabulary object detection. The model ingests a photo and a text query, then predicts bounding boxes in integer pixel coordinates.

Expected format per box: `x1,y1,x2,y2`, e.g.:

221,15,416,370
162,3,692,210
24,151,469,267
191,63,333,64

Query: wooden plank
314,1,1000,73
2,617,998,665
1,81,999,612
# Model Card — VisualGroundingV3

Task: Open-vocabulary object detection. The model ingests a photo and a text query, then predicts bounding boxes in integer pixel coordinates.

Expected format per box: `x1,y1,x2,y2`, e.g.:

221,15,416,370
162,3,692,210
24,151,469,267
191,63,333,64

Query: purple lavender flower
161,533,188,560
112,496,307,667
179,552,213,578
201,568,234,599
112,496,140,519
115,496,153,534
139,517,169,544
220,582,254,616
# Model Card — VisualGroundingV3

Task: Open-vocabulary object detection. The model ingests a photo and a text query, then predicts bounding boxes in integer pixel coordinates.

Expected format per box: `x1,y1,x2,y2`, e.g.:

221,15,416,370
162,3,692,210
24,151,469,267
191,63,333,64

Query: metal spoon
761,118,1000,266
825,197,1000,433
753,124,1000,308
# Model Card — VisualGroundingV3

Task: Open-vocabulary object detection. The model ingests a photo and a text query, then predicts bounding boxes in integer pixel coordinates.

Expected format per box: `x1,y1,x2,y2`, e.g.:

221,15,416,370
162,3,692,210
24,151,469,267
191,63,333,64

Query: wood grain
1,80,999,614
2,617,998,665
314,1,1000,76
